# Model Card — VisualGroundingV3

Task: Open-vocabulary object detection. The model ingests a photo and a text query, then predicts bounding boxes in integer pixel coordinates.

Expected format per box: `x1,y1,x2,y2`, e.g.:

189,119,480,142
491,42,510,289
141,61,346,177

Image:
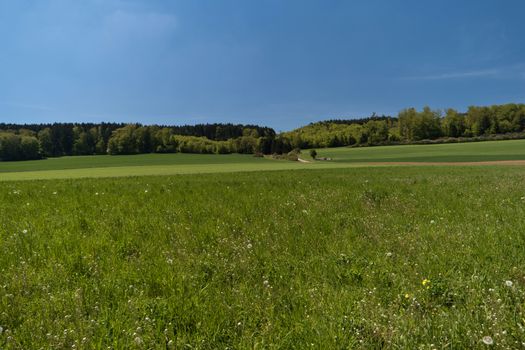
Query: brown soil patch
365,160,525,166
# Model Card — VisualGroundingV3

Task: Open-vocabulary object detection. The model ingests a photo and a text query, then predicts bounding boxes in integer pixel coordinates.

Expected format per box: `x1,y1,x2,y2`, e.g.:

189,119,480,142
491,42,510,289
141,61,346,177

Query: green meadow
2,139,525,181
1,165,525,348
315,138,525,163
2,141,525,348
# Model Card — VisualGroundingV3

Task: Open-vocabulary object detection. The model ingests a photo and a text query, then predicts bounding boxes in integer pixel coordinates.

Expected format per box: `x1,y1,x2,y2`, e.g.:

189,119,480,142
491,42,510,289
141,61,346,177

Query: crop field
315,139,525,163
3,139,525,181
1,165,525,349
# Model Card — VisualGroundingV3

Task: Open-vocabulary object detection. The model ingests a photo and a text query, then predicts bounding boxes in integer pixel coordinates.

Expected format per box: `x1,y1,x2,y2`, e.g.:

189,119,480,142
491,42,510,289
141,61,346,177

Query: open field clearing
1,166,525,348
0,160,358,181
3,139,525,181
0,153,274,173
315,139,525,163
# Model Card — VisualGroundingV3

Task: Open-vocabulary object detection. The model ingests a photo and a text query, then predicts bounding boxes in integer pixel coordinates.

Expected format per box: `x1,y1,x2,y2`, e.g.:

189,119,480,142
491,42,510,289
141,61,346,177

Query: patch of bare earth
364,160,525,166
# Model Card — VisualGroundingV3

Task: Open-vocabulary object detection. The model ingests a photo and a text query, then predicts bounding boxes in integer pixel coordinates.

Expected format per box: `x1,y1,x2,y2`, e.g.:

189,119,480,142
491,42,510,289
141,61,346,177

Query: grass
1,166,525,348
3,139,525,181
314,138,525,163
0,153,274,173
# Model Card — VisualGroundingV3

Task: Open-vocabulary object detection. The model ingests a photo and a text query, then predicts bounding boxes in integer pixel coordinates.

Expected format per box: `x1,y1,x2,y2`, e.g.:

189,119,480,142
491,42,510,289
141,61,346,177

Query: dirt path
362,160,525,166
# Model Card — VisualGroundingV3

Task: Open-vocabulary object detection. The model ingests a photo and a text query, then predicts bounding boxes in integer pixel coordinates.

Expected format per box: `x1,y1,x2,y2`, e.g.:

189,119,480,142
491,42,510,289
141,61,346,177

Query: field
2,141,525,348
1,165,525,349
3,139,525,181
315,139,525,163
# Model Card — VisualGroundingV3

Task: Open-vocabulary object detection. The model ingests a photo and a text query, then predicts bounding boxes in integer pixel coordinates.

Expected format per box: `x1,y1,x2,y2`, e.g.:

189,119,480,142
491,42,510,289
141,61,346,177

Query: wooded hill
283,103,525,149
1,103,524,161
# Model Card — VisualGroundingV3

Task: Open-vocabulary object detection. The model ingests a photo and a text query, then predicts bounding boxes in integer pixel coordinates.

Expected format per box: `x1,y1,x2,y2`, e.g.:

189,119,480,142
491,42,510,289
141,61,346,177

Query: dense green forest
284,103,525,148
1,103,524,161
0,123,279,161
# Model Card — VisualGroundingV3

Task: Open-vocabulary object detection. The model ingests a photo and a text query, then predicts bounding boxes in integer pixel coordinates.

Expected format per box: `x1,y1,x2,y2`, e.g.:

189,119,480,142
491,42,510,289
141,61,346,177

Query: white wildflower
482,335,493,345
505,280,513,287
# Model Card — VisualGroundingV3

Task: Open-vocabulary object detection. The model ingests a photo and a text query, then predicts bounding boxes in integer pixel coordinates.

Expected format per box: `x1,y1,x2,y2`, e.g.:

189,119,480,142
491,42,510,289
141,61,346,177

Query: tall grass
1,167,525,348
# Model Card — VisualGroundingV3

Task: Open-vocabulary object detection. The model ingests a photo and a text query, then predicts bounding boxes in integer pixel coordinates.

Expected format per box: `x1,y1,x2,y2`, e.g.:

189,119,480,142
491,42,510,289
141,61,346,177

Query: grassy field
1,166,525,348
315,139,525,163
3,139,525,181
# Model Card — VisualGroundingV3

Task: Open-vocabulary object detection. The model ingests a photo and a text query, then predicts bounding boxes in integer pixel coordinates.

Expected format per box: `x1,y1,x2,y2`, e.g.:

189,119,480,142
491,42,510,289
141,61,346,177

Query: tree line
1,103,525,161
0,122,285,161
283,103,525,149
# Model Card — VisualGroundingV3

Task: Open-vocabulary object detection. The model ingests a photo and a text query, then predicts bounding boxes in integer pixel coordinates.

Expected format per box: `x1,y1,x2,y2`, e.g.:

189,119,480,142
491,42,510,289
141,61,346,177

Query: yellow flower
422,278,430,286
404,293,410,299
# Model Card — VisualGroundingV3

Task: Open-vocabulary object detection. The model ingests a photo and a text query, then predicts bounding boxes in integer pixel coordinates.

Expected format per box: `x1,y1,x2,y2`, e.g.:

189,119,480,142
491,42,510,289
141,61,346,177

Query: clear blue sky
1,0,524,131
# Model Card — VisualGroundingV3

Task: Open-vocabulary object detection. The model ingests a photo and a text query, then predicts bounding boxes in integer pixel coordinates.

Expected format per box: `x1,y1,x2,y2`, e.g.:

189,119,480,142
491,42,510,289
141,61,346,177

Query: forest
283,103,525,149
0,123,278,161
1,103,524,161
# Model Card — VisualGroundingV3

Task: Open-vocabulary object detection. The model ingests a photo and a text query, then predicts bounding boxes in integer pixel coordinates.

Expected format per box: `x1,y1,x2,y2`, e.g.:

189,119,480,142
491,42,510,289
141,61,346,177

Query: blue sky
0,0,524,131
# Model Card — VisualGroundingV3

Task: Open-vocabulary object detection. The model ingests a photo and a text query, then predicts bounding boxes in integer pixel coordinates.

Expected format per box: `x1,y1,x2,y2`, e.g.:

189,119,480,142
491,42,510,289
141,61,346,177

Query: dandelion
404,293,410,299
482,335,493,345
505,280,513,287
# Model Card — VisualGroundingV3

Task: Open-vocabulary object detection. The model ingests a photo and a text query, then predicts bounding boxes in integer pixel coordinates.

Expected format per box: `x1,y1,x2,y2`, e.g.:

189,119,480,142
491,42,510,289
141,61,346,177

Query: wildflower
505,280,513,287
22,229,28,234
404,293,410,299
482,335,493,345
302,209,308,214
53,191,57,195
422,278,431,286
134,336,143,345
144,190,148,193
247,243,253,249
166,258,173,265
386,252,393,257
430,220,435,224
